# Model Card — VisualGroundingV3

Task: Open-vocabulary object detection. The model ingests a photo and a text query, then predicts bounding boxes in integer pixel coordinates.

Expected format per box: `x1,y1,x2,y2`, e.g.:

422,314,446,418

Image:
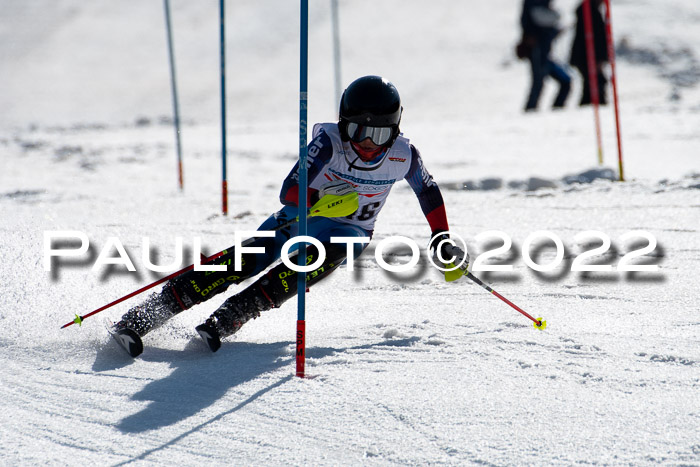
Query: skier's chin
351,142,385,162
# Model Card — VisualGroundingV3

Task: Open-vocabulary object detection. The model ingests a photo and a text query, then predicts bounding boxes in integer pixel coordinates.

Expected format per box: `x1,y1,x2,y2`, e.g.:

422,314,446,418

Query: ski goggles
346,122,394,146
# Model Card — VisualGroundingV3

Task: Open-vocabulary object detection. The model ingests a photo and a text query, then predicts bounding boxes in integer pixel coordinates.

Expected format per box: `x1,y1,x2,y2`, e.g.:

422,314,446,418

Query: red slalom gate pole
582,0,604,165
603,0,625,181
465,272,546,330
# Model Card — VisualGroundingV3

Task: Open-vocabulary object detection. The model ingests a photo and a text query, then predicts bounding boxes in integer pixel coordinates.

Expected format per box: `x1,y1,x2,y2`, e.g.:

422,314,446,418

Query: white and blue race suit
248,122,449,272
166,123,451,309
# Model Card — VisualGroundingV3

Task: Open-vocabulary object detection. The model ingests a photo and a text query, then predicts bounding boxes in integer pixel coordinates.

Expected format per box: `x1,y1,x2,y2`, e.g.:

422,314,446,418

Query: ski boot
196,242,346,352
196,276,280,352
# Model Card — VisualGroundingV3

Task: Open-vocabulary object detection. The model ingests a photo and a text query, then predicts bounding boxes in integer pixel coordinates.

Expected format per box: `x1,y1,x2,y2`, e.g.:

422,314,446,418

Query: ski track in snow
2,0,700,465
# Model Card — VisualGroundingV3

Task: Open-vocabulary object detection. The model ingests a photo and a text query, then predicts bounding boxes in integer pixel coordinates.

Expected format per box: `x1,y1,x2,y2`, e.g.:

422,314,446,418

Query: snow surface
1,0,699,465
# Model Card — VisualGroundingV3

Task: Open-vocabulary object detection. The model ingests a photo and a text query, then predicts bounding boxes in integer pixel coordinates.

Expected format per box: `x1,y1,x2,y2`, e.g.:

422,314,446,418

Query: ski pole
60,250,226,329
61,192,359,329
465,272,547,330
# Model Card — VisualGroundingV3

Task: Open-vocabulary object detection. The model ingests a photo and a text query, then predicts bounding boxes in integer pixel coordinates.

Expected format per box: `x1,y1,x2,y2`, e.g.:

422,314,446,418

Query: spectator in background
570,0,609,106
517,0,571,111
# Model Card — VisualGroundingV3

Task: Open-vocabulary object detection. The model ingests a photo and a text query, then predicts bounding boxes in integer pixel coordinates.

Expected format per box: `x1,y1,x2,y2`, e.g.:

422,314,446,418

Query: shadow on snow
90,334,419,460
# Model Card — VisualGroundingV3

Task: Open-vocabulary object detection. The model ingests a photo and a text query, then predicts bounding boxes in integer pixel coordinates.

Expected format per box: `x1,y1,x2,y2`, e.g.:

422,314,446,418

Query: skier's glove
312,180,356,205
429,232,469,282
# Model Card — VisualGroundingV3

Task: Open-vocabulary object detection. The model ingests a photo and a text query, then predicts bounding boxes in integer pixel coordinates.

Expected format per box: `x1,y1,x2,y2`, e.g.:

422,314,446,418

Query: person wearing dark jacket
518,0,571,111
570,0,609,105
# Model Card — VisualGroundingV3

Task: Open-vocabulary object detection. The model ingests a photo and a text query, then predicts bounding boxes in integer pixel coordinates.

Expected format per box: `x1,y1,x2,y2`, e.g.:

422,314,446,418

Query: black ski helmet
338,75,402,146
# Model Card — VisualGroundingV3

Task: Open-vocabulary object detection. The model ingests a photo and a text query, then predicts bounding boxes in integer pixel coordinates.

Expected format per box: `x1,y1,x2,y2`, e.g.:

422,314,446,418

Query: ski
195,323,221,353
106,321,144,358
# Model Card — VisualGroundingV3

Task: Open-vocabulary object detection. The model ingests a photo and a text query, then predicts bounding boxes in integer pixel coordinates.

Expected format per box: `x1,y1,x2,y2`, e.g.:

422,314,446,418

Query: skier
111,75,469,357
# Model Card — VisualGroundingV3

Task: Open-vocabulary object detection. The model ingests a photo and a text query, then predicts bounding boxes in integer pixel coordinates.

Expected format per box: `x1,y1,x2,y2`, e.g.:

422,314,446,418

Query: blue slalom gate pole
296,0,309,378
163,0,184,190
219,0,228,215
